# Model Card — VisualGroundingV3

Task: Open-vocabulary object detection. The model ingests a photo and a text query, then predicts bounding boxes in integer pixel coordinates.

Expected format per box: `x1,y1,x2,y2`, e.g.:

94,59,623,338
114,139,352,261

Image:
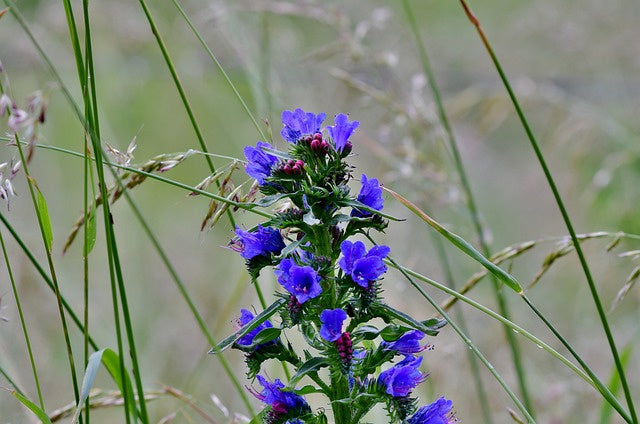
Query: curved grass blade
72,349,106,424
1,387,52,424
385,186,523,293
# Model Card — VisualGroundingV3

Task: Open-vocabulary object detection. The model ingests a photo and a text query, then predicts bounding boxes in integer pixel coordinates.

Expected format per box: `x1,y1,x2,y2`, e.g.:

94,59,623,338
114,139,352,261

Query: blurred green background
1,0,639,422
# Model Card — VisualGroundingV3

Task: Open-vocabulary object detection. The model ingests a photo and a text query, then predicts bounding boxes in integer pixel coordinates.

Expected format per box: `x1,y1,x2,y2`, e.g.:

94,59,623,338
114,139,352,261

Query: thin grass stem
135,0,237,229
431,233,493,422
368,236,535,423
0,363,24,396
7,119,81,411
402,0,534,415
0,229,45,409
457,2,637,421
386,259,632,423
172,0,267,141
0,212,100,351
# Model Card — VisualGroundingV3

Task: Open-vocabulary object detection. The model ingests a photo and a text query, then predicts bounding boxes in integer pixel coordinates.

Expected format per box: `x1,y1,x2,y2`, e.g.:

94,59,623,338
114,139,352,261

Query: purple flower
408,397,455,424
338,240,390,287
275,258,322,304
251,375,310,416
381,330,428,355
233,226,285,260
281,109,326,143
327,113,359,152
319,308,348,342
378,355,427,397
244,141,279,185
351,174,384,217
235,309,275,348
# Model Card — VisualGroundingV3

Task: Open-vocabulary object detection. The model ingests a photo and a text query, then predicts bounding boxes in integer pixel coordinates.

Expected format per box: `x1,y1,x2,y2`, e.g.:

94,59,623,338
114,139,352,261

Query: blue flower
327,113,359,152
275,258,322,304
378,355,427,397
244,141,279,185
235,309,275,348
351,174,384,217
234,226,285,260
281,109,326,143
408,397,455,424
251,375,310,416
338,240,390,287
381,330,428,355
319,308,348,342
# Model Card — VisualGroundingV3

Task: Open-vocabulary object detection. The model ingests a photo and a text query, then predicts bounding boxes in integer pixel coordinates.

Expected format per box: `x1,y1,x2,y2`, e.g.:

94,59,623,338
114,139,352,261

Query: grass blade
2,387,52,424
385,186,522,293
72,349,106,424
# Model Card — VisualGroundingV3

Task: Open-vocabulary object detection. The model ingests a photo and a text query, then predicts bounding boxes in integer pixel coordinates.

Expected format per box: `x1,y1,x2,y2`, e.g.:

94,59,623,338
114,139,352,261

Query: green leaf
279,236,306,258
72,349,106,423
599,344,633,424
209,298,286,354
252,192,292,207
2,387,52,424
351,325,380,341
339,199,403,221
385,187,523,293
288,357,330,386
372,302,444,336
379,324,413,342
250,327,281,347
83,207,97,255
295,385,323,395
35,187,53,252
101,348,139,420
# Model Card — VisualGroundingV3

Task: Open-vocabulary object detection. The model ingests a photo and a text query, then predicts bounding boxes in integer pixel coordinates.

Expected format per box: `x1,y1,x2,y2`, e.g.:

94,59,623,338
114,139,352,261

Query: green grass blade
2,387,52,424
386,186,522,293
34,186,53,252
401,0,533,415
0,229,45,409
458,2,637,421
600,344,633,424
72,349,106,424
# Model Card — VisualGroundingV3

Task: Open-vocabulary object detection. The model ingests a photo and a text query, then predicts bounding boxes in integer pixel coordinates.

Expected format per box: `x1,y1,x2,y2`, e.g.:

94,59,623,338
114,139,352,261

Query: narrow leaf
83,207,97,255
36,188,53,252
288,357,330,386
599,345,633,424
72,349,106,423
209,298,286,354
339,199,403,221
101,348,139,420
385,187,523,293
249,327,281,347
372,302,444,336
1,387,52,424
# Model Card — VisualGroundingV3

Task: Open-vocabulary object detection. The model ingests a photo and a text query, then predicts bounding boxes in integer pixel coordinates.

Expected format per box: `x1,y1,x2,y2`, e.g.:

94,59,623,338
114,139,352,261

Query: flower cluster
220,109,455,423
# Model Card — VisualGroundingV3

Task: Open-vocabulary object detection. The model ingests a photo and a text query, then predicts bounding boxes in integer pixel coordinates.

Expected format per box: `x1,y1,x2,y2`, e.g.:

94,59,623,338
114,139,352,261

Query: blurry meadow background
1,0,640,422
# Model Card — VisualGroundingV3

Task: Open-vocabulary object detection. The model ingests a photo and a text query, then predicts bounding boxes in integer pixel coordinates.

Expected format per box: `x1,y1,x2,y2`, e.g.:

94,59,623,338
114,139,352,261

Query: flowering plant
214,109,455,424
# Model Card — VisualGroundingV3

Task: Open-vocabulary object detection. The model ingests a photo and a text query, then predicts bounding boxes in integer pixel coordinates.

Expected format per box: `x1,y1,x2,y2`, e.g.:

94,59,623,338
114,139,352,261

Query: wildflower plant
214,109,454,424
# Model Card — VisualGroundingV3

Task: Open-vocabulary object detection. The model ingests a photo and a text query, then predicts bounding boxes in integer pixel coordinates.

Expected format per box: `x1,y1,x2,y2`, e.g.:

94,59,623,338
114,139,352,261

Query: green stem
10,125,81,411
458,2,636,421
171,0,267,141
385,259,632,423
135,0,236,228
374,241,535,422
431,233,492,423
402,0,533,415
0,229,45,409
0,211,100,351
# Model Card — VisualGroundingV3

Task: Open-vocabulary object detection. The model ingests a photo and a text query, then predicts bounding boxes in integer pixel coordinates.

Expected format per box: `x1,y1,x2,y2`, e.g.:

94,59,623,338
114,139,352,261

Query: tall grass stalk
401,0,532,419
370,236,535,422
57,0,139,420
457,2,637,422
5,115,82,411
430,234,493,422
0,211,100,351
385,260,633,423
0,229,45,409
